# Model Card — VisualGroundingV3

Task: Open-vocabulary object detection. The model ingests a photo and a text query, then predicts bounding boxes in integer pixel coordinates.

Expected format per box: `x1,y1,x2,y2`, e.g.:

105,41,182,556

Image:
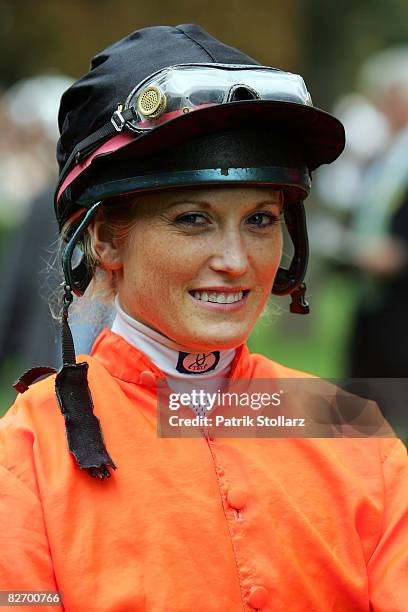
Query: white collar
111,296,237,381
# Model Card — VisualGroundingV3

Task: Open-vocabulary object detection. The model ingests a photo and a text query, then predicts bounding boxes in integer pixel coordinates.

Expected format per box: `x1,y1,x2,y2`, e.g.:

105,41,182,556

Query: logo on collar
176,351,220,375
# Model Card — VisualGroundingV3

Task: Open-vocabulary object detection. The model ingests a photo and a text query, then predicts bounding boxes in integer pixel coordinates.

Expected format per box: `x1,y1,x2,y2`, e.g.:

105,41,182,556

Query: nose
209,229,249,277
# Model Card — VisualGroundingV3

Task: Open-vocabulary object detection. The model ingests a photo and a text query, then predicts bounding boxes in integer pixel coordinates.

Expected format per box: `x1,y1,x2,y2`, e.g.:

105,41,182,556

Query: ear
88,218,123,271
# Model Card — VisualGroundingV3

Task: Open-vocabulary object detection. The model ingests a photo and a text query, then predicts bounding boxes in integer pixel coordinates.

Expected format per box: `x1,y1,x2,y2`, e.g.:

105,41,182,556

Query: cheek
120,232,189,307
251,230,283,286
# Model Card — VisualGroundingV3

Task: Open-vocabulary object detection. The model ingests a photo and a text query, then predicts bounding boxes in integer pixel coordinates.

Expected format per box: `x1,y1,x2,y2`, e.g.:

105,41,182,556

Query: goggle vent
137,86,167,119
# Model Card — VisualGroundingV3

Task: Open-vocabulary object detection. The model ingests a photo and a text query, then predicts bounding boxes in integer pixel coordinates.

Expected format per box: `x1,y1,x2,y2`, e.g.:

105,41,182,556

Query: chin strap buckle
289,282,309,314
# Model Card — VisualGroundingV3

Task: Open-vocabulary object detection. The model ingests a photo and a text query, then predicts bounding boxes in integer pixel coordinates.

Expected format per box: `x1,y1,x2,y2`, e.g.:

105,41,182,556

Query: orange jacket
0,329,407,611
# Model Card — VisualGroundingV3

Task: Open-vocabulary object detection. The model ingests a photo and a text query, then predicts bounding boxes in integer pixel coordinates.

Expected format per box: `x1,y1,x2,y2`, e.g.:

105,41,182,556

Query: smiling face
90,186,283,351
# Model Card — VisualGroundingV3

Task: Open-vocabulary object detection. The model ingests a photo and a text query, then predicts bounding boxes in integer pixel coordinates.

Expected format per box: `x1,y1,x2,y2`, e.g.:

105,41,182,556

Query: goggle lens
125,64,312,130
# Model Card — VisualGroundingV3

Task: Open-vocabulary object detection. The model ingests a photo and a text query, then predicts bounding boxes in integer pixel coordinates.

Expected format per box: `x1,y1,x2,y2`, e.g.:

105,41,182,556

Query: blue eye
246,212,280,228
175,213,208,226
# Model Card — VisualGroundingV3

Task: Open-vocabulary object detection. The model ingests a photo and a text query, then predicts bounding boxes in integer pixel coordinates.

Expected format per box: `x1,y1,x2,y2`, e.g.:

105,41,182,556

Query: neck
111,297,237,380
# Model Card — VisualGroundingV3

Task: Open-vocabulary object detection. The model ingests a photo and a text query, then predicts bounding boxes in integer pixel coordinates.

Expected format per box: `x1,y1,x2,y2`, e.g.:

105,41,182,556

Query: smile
189,289,250,304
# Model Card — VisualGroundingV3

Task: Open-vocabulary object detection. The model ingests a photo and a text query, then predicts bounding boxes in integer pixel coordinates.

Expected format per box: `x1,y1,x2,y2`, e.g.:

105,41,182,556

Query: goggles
59,63,313,188
122,63,313,131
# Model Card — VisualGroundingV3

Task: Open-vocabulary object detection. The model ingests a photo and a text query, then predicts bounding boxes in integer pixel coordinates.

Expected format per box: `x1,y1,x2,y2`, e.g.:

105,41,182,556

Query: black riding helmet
15,24,345,481
56,23,345,310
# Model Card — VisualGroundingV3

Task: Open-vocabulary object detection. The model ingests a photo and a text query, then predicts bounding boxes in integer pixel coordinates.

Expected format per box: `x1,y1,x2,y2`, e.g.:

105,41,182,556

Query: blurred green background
1,0,408,419
2,0,408,98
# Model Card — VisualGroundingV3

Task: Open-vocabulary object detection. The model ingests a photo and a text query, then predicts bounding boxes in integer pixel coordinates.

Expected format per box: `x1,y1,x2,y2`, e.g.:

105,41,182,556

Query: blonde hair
61,194,142,303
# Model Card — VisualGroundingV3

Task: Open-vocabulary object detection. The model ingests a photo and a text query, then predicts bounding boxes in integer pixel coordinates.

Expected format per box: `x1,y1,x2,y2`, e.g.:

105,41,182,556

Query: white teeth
192,290,244,303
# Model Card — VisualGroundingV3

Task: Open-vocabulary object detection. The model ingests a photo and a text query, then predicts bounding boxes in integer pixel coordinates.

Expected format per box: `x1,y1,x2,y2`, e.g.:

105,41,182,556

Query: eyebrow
163,198,282,211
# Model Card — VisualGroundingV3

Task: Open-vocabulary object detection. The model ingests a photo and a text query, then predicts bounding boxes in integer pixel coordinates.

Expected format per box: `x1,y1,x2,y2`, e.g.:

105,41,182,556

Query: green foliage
249,271,357,377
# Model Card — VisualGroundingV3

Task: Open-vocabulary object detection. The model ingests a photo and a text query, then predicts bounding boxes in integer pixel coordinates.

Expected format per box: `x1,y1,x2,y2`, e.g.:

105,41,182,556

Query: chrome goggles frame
118,63,312,132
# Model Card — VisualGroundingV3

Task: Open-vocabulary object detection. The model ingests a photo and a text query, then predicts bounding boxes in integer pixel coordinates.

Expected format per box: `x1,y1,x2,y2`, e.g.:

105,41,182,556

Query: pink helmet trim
56,106,217,205
56,133,135,203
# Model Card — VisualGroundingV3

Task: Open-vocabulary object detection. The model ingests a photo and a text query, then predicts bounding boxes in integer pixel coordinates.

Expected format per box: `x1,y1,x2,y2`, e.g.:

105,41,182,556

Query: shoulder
246,350,316,378
245,350,407,473
1,354,110,425
0,355,114,481
1,372,59,436
0,372,59,491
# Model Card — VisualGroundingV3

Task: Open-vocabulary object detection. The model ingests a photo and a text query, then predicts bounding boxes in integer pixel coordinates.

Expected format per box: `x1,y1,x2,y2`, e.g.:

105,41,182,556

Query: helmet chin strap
272,201,309,314
62,201,103,296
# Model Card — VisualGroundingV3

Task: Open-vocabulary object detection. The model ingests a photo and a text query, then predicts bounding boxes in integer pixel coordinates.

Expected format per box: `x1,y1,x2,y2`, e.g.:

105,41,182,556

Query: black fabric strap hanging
14,284,116,481
55,284,116,479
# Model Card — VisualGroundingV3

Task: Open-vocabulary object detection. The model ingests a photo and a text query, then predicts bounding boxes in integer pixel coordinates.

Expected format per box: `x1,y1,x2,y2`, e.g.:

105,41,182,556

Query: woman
1,24,407,612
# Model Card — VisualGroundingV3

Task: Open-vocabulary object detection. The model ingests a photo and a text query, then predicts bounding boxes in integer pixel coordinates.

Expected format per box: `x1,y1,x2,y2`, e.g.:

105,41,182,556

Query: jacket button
226,487,248,510
248,585,268,609
139,370,156,387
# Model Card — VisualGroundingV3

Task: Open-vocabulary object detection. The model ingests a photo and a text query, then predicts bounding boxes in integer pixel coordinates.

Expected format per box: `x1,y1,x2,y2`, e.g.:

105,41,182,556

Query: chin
178,327,248,352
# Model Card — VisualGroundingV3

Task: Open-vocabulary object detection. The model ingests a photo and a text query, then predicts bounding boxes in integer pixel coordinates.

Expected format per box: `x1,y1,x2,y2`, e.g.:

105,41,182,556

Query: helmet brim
57,99,344,225
110,99,345,170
